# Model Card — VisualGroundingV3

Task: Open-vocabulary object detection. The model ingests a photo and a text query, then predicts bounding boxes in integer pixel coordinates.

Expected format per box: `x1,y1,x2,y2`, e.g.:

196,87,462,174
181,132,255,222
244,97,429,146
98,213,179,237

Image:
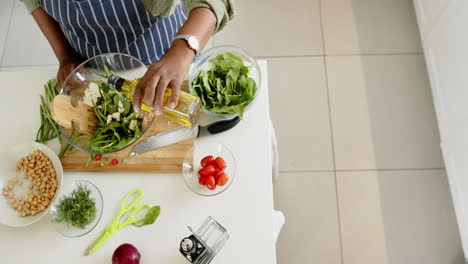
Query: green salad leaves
89,82,143,153
191,53,258,118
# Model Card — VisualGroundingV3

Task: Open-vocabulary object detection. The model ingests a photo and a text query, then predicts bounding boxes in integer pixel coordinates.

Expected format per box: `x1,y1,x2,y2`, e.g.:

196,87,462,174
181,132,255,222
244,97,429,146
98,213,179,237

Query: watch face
188,36,200,50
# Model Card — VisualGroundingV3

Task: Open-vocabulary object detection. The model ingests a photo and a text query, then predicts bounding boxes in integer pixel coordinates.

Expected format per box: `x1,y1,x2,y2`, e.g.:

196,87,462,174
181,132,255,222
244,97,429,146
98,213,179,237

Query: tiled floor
0,1,464,263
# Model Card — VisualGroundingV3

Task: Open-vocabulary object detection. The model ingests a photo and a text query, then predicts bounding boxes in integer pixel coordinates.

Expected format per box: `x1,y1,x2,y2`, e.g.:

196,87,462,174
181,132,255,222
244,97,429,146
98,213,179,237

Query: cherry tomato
200,155,214,167
199,165,217,177
198,176,207,186
214,157,227,170
206,176,216,190
94,154,102,161
216,172,229,186
214,170,224,181
111,158,119,165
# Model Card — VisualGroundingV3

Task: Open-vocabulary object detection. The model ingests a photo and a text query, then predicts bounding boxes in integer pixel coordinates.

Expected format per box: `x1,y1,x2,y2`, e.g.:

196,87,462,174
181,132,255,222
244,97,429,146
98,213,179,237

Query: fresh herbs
132,206,160,227
88,82,143,153
36,79,61,143
191,52,258,118
53,185,96,228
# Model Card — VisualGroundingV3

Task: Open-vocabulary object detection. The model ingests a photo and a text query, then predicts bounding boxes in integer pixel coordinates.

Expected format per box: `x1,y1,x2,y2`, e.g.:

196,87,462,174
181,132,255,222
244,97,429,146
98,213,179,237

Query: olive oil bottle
108,75,201,128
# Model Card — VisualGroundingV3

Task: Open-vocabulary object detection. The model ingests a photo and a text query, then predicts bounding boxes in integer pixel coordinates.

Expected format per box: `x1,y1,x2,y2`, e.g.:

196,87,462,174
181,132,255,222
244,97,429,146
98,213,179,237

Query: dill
53,185,96,228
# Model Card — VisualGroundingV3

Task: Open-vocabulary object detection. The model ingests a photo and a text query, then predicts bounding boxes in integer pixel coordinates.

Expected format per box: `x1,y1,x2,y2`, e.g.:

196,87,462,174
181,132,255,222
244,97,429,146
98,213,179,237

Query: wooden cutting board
59,82,194,172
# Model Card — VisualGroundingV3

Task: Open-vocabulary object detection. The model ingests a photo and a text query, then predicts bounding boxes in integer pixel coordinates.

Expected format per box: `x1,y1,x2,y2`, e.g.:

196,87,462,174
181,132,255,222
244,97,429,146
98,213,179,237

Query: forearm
169,7,216,59
32,8,77,61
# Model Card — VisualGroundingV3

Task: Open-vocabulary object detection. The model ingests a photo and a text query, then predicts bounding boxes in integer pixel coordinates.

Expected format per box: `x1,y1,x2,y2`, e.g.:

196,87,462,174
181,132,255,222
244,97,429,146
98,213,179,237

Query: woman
21,0,234,113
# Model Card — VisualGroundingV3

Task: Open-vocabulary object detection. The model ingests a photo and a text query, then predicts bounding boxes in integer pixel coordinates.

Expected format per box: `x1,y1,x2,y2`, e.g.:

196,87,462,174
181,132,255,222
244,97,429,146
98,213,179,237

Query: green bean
36,79,61,143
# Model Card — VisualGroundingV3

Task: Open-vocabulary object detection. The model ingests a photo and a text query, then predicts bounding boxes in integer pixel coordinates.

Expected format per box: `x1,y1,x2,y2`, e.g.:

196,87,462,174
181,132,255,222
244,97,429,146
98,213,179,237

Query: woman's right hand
57,55,82,88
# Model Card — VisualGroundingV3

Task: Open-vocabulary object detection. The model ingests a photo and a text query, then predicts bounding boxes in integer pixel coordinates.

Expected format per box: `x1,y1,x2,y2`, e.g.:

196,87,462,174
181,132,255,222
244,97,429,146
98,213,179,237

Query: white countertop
0,60,276,263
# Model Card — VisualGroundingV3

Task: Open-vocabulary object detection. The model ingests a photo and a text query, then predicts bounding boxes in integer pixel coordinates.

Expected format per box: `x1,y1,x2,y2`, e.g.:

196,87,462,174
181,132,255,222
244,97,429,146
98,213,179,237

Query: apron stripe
78,3,102,54
175,7,183,27
109,0,129,53
144,12,160,61
99,1,120,52
167,12,175,39
57,0,62,26
161,19,171,51
74,8,90,59
65,1,83,57
153,17,165,60
119,0,142,60
50,0,55,20
88,3,111,53
131,0,151,63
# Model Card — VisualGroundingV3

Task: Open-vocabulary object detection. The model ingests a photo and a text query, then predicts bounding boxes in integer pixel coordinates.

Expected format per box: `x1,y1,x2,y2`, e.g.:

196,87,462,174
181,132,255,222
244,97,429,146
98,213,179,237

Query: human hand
133,41,195,114
57,55,82,88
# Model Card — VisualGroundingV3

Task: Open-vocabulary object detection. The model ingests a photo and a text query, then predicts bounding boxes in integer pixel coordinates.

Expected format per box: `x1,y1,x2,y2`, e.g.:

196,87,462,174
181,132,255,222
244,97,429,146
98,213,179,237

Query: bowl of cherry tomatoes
182,141,236,196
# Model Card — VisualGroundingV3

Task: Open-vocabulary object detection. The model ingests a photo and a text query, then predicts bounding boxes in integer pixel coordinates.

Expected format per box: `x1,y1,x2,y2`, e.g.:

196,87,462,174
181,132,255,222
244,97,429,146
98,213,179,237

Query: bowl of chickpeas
0,142,63,227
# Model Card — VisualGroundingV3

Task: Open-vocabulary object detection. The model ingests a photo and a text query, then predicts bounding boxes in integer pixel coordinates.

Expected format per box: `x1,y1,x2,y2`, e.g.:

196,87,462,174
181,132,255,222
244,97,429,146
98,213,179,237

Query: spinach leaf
132,206,160,227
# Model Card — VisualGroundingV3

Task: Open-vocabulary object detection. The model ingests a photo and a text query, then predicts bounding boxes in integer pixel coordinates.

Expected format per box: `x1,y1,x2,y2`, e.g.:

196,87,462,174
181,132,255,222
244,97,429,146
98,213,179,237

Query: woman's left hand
133,41,195,114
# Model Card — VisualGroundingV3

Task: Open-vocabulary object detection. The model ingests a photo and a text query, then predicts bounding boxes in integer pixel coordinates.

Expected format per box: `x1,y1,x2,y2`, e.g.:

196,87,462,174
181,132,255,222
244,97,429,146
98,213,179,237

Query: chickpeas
3,151,57,217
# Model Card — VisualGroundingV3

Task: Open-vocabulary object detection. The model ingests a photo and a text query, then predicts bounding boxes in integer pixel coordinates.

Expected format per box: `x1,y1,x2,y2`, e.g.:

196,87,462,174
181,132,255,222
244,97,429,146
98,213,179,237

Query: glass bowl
182,141,236,196
188,45,261,120
49,180,103,238
58,53,155,154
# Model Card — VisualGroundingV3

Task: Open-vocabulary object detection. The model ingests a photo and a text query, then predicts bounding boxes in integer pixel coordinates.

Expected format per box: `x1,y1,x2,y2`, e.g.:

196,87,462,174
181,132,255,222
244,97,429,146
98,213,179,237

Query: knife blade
130,116,240,155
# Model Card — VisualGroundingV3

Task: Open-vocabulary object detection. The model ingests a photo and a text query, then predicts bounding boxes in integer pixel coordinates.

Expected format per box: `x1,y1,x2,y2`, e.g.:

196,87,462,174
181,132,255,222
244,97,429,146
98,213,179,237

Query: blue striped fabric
40,0,186,65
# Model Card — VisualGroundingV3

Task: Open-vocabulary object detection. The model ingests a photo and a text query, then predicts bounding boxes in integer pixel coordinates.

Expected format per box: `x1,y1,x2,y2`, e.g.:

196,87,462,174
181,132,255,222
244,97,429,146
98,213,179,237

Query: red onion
112,243,141,264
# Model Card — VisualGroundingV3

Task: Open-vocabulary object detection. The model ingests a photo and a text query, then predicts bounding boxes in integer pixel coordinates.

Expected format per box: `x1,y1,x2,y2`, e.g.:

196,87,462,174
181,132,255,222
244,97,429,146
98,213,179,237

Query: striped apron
40,0,187,65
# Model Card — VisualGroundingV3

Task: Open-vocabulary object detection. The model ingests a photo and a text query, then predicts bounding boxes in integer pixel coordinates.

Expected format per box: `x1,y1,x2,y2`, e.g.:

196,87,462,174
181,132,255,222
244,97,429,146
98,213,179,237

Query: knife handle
198,116,241,137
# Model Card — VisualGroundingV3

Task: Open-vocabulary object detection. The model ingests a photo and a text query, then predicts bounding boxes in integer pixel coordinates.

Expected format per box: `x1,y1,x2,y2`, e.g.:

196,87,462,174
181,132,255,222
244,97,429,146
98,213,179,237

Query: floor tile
0,0,14,63
321,0,423,54
336,171,388,264
268,57,333,171
214,0,323,57
2,2,58,67
378,169,464,264
274,172,341,264
326,55,443,170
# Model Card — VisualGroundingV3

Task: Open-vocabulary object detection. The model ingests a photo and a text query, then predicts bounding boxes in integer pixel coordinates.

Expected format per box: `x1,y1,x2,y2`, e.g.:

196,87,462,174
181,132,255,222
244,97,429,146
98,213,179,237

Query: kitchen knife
130,116,240,155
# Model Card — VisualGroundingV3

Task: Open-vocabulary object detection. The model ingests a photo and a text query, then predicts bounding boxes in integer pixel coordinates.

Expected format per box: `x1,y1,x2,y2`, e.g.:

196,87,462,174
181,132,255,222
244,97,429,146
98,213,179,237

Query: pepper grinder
179,216,229,264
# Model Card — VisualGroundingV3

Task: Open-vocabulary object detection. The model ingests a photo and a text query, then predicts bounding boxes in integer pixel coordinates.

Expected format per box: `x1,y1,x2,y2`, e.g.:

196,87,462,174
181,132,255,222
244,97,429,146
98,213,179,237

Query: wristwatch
173,34,200,59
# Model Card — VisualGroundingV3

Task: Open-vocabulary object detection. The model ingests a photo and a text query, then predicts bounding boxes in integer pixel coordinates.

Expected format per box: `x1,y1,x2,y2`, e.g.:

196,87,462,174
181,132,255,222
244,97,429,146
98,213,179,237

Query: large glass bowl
188,45,261,120
59,53,155,154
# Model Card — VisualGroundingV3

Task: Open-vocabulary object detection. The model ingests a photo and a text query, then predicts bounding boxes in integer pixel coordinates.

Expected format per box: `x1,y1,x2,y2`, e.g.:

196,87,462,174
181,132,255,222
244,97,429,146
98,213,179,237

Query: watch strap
173,34,190,41
173,34,200,59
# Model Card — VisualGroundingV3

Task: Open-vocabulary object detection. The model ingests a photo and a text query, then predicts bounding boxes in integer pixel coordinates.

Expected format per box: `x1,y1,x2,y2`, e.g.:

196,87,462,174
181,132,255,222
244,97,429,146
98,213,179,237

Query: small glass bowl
182,141,236,196
188,45,261,119
49,180,103,238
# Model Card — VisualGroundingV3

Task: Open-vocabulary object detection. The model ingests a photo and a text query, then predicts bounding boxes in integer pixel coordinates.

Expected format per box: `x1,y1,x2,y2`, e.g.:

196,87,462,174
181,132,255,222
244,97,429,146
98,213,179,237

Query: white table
0,61,276,263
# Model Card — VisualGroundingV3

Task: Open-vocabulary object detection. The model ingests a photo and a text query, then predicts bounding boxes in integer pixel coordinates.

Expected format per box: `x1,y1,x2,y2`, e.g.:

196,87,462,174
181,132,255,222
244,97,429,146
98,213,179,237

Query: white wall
414,0,468,260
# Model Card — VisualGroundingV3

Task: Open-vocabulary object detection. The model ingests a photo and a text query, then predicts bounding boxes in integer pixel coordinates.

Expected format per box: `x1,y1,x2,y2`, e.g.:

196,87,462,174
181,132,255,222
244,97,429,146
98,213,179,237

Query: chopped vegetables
36,79,61,143
88,82,143,153
191,53,258,118
52,184,96,228
111,159,119,165
198,156,229,190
